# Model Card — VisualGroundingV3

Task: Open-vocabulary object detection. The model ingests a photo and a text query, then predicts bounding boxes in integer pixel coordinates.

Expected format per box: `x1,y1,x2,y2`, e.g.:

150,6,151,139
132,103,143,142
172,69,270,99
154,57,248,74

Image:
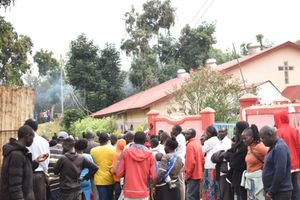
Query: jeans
97,185,114,200
273,191,292,200
186,179,200,200
291,172,300,200
48,189,59,200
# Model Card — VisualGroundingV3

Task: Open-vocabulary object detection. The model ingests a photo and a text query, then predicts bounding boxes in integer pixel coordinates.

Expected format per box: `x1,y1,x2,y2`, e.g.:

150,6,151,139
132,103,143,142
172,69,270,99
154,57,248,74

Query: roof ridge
217,41,300,71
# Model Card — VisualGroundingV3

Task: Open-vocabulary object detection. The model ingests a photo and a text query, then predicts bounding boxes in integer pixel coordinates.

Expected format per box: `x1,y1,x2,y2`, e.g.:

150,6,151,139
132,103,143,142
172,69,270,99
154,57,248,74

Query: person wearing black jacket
0,125,49,200
54,138,98,200
224,121,249,200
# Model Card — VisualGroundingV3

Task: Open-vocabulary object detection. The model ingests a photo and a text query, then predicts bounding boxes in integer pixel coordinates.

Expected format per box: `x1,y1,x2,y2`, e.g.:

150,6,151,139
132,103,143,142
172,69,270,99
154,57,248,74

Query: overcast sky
1,0,300,70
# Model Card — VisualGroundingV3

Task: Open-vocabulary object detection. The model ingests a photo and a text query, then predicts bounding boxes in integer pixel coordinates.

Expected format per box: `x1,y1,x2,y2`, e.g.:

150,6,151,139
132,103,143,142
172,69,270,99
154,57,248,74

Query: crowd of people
0,109,299,200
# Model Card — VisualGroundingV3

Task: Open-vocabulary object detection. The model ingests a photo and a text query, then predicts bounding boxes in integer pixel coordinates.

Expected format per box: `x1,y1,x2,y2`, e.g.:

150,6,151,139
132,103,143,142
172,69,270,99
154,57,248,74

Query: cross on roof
278,61,294,84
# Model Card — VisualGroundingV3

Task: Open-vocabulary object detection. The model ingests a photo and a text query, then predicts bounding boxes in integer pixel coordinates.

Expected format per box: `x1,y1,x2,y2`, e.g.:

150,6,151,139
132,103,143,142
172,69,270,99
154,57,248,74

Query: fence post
239,93,259,120
200,107,215,132
147,110,160,135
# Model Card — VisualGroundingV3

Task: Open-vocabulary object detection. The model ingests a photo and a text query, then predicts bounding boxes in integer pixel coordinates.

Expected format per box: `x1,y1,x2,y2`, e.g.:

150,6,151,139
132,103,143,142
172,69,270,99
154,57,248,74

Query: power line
161,0,217,65
189,0,210,26
69,89,85,112
194,0,216,28
70,88,93,115
232,43,247,91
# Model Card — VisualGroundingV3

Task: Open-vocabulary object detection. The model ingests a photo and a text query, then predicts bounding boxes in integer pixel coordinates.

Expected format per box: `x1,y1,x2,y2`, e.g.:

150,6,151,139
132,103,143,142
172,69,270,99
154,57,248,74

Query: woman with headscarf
111,139,126,200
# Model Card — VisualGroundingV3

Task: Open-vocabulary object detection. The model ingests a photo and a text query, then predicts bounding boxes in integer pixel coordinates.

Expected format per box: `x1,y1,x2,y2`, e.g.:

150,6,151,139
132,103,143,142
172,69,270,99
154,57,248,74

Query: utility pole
60,55,65,117
232,43,247,92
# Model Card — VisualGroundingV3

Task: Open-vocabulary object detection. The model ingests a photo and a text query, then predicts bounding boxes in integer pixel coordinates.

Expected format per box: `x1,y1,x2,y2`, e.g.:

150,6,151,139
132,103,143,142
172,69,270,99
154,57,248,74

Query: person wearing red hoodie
184,128,205,200
274,110,300,200
117,131,155,200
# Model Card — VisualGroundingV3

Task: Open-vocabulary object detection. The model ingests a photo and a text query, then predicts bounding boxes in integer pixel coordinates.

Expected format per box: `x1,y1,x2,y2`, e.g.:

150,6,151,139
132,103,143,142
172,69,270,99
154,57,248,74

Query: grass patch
37,119,63,138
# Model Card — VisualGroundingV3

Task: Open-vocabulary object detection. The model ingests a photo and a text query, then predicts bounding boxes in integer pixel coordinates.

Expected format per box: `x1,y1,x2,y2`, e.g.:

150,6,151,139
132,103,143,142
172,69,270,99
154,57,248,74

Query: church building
92,41,300,131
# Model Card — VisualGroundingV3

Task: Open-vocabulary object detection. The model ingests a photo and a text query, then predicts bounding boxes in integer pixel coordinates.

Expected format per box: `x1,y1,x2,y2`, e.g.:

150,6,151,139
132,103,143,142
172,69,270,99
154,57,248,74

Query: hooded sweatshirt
111,139,126,182
116,143,155,198
0,138,38,200
53,152,98,191
274,110,300,171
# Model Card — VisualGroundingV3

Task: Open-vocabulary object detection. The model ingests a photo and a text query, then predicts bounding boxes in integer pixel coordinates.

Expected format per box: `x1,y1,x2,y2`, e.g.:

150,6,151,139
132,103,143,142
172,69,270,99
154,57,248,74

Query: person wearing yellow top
91,132,116,200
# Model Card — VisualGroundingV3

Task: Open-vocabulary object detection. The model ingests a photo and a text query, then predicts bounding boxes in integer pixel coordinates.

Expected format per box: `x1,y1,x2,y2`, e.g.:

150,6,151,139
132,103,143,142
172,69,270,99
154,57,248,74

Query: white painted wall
257,81,286,104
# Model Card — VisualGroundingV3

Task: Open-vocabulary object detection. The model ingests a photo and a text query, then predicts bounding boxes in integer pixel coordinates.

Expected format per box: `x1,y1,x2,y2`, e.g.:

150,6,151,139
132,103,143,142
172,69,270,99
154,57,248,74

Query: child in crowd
155,152,176,189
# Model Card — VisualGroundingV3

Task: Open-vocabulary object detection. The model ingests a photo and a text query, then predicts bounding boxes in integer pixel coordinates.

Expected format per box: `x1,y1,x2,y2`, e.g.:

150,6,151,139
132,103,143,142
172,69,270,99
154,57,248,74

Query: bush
69,117,117,136
62,109,86,130
134,123,147,132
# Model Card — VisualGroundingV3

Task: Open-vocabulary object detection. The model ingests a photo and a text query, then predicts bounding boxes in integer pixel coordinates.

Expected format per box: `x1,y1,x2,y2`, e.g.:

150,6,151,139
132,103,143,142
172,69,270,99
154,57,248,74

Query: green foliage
129,54,159,91
69,117,117,136
0,0,14,8
134,123,147,132
171,68,244,122
296,39,300,46
99,44,126,104
37,119,63,137
33,49,59,76
0,16,33,85
121,0,177,91
240,34,273,55
122,1,217,92
208,48,240,65
256,34,273,50
66,34,125,112
178,23,217,71
62,109,86,129
66,34,99,91
112,129,122,136
121,0,217,91
240,43,248,56
121,0,175,57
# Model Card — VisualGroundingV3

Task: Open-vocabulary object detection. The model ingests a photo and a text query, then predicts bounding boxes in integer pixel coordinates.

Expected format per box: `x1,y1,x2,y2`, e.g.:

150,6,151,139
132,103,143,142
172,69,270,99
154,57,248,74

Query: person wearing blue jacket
260,125,293,200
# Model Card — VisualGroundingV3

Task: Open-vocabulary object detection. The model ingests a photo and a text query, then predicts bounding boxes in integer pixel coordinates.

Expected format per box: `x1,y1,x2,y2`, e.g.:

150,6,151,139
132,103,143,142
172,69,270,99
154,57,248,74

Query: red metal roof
216,41,300,72
91,76,188,117
282,85,300,102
